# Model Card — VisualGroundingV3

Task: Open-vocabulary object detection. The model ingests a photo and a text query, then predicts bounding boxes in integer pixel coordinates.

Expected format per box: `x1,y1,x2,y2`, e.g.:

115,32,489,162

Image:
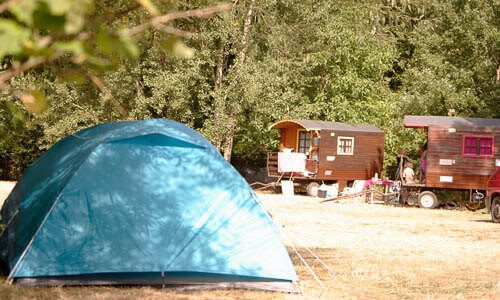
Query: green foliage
0,96,42,179
4,0,94,57
162,37,195,59
0,20,31,59
26,0,92,32
382,0,500,118
0,0,498,180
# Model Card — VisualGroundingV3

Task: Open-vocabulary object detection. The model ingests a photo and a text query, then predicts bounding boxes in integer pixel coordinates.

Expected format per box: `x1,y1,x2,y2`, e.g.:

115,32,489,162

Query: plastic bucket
318,190,327,198
281,180,294,196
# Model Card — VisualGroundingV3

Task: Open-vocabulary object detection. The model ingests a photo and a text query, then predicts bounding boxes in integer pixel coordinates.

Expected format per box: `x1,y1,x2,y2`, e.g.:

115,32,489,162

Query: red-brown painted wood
268,126,384,191
424,126,499,190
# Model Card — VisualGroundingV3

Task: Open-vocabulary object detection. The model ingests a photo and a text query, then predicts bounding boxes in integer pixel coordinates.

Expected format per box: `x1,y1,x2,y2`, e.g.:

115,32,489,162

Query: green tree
0,0,230,112
381,0,499,118
1,0,498,180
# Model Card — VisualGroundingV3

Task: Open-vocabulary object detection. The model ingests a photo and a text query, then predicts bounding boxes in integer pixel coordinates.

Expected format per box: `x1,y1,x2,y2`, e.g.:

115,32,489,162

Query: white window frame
337,136,354,155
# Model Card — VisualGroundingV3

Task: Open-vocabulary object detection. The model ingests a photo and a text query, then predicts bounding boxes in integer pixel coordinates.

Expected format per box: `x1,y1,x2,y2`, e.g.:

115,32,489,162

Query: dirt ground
0,188,499,299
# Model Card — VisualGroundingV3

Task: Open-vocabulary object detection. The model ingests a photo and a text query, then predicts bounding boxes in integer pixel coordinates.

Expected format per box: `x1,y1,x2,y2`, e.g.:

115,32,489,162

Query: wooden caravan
268,120,384,194
486,168,500,222
402,115,500,208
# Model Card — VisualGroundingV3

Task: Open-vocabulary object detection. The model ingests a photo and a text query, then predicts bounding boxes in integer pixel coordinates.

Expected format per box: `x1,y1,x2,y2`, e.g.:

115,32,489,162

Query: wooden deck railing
267,152,318,178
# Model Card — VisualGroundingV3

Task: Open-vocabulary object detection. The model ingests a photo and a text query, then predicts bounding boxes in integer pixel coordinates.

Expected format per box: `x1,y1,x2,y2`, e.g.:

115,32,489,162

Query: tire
418,191,439,209
306,182,320,197
491,197,500,223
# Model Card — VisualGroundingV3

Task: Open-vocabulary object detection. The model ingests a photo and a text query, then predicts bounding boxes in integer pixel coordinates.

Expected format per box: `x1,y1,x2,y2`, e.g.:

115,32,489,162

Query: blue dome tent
0,119,299,292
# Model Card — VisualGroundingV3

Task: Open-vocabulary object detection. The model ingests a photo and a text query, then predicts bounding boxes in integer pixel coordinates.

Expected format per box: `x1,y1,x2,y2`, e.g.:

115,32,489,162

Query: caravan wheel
491,197,500,223
306,182,320,197
418,191,439,209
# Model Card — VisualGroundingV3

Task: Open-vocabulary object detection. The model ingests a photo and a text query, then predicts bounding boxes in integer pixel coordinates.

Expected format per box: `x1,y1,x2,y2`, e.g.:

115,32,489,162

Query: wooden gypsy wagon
267,119,384,196
400,115,500,209
486,168,500,222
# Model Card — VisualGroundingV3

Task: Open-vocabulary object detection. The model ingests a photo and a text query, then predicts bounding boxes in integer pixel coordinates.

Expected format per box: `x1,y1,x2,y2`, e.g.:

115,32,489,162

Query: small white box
440,176,453,183
439,159,454,166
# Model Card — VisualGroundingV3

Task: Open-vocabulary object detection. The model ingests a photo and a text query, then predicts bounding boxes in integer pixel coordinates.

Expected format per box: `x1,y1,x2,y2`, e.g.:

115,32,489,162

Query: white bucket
281,180,294,196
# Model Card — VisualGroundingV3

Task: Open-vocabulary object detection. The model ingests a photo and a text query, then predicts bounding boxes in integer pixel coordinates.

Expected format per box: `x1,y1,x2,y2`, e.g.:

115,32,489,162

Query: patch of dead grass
260,193,499,299
0,181,15,208
0,191,499,299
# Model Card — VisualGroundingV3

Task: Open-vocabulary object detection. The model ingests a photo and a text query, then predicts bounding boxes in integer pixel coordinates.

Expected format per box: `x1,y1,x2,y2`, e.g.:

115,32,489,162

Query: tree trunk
211,41,227,152
223,134,234,161
496,64,500,83
222,0,255,162
214,41,225,89
238,0,255,65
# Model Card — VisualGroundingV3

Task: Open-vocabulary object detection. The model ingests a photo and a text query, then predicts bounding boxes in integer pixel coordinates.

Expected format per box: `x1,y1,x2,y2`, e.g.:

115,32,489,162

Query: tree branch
154,24,195,38
126,3,232,36
92,4,142,25
0,57,47,91
496,64,500,83
86,72,128,118
0,0,19,14
0,4,232,93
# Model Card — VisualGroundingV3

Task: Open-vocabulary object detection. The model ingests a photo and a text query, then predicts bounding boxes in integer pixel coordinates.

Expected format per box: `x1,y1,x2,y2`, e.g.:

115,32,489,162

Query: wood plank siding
268,128,384,188
268,120,384,190
279,124,300,150
426,126,500,190
317,130,384,181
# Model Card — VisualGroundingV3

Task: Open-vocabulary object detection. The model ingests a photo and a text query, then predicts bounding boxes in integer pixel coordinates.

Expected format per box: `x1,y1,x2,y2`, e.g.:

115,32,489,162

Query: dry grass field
0,187,499,299
0,181,15,208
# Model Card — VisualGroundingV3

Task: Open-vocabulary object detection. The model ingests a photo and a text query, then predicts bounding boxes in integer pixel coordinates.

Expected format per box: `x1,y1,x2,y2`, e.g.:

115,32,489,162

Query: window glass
479,138,493,155
338,137,354,155
298,131,310,154
463,137,477,154
463,136,493,156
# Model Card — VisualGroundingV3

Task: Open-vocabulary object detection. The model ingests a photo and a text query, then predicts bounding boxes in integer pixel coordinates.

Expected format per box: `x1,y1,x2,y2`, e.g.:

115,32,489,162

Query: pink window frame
461,135,494,158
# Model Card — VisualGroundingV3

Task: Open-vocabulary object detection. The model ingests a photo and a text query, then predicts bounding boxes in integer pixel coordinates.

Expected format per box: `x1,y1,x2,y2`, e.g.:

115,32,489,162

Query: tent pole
285,229,337,278
251,193,312,291
161,271,165,289
7,189,64,283
277,224,325,289
0,209,19,238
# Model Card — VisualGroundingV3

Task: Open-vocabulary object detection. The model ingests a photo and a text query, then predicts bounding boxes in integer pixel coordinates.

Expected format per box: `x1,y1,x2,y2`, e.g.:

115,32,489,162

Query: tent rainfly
0,119,299,292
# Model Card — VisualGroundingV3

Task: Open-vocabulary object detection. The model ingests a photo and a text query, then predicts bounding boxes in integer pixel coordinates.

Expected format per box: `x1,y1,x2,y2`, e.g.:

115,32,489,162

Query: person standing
403,162,415,184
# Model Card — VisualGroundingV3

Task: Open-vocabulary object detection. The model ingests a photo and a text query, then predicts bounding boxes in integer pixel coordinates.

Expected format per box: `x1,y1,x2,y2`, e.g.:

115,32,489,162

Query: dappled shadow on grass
469,219,496,223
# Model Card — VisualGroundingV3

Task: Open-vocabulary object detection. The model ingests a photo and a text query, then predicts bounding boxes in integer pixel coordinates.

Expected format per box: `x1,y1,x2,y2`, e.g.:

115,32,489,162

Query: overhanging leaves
0,20,31,59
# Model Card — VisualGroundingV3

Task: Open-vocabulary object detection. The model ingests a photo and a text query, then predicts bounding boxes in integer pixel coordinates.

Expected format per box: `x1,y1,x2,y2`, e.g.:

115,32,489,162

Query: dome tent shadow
0,119,299,292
